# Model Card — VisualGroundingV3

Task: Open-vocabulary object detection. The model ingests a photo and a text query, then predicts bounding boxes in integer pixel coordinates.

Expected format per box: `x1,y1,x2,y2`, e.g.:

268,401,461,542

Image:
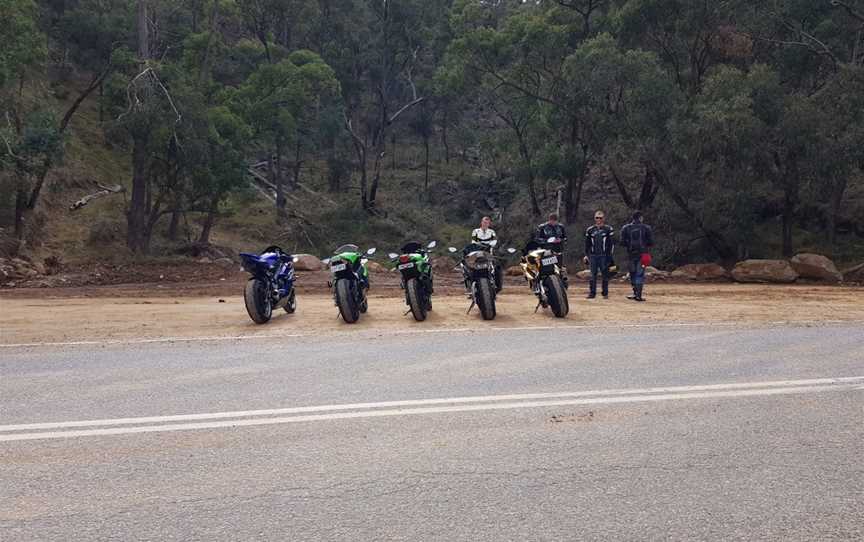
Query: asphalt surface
1,323,863,541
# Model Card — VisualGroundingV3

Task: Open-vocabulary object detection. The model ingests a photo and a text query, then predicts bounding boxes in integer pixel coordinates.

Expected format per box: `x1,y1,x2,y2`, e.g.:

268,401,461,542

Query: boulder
292,253,323,271
790,253,842,283
431,257,457,273
645,266,670,281
575,270,592,281
731,259,798,283
670,263,730,281
505,265,524,277
366,261,386,273
213,257,235,268
842,262,864,283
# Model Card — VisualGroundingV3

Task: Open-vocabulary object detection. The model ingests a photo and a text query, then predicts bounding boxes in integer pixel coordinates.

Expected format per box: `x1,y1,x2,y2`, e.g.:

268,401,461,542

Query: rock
197,257,213,264
505,265,524,277
292,253,323,271
645,267,670,281
790,253,842,283
731,259,798,283
366,261,386,273
575,270,592,281
842,262,864,283
213,257,235,268
669,263,730,281
431,258,457,273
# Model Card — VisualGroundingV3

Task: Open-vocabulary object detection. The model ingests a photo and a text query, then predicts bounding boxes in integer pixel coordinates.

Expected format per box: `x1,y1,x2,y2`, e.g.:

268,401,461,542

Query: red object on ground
640,253,652,267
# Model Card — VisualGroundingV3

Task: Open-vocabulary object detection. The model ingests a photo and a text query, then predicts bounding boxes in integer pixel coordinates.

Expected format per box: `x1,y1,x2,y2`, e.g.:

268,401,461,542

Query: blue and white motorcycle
239,245,297,324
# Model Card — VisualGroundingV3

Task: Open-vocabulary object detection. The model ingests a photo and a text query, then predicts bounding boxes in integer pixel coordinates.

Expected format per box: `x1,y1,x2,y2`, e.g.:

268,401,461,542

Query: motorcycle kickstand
403,308,413,316
534,299,543,313
466,300,475,314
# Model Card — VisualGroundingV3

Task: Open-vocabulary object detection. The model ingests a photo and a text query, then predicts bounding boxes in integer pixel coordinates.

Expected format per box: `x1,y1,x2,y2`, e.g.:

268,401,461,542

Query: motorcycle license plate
331,263,347,272
541,256,558,265
398,262,414,270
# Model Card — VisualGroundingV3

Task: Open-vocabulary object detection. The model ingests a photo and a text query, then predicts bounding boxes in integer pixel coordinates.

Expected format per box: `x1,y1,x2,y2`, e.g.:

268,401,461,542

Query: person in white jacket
472,216,497,246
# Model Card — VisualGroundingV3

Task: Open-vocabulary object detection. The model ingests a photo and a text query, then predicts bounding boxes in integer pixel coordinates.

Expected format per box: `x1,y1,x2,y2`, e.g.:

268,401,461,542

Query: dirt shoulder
1,281,862,346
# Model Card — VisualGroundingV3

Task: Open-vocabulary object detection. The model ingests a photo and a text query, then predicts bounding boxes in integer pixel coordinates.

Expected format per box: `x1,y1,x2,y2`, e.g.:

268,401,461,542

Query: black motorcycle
449,240,501,320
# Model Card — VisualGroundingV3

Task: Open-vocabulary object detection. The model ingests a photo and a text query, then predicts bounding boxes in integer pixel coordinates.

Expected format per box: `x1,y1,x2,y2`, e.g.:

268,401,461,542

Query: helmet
640,253,652,267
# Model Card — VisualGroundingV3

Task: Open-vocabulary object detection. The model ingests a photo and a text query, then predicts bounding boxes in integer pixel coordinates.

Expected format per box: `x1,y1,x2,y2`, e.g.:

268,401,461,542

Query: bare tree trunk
127,134,149,253
274,141,286,219
423,136,431,192
441,110,450,164
198,199,218,244
827,177,847,252
292,138,302,190
137,0,148,60
369,146,384,207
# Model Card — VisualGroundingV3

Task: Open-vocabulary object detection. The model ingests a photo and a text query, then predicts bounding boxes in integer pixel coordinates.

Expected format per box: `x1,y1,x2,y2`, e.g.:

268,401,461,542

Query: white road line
2,320,863,349
1,378,861,442
1,376,861,433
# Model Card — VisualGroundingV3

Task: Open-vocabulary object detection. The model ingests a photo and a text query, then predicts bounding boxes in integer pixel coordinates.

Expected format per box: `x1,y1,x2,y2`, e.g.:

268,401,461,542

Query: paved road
1,323,863,541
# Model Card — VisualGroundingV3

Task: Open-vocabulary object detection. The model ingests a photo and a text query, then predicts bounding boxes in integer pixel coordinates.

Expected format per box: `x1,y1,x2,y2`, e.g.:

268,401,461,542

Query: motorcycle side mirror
388,252,399,260
427,240,437,249
367,247,377,255
507,248,517,254
448,247,458,253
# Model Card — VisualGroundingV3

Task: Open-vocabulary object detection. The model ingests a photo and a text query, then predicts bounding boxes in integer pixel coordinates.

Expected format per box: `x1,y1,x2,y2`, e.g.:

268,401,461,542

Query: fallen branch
70,184,125,211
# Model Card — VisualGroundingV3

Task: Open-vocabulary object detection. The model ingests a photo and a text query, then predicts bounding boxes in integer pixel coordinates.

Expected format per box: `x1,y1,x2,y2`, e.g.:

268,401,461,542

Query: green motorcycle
388,241,437,321
324,244,376,323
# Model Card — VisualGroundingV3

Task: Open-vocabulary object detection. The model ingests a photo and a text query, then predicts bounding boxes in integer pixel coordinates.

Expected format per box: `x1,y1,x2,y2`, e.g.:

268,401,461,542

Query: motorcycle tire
543,275,569,318
244,278,272,324
335,279,359,323
406,277,427,322
284,288,297,314
476,277,496,321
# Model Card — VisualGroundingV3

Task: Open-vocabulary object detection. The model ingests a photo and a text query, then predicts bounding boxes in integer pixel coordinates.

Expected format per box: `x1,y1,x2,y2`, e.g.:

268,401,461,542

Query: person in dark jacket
534,213,567,248
533,213,568,284
619,210,655,301
582,210,615,299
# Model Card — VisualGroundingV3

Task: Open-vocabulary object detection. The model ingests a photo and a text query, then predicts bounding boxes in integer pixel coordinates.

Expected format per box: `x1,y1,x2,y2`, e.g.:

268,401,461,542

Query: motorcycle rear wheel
543,275,569,318
244,278,273,324
476,277,496,320
406,278,427,322
336,279,360,323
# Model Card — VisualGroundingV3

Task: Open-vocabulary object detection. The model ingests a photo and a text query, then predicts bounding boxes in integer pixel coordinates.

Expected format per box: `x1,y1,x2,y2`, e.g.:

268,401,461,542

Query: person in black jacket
534,213,567,248
619,210,655,301
533,213,568,284
582,210,615,299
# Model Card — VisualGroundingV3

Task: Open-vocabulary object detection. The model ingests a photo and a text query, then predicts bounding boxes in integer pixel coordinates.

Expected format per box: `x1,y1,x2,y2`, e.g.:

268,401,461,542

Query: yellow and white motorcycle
519,237,569,318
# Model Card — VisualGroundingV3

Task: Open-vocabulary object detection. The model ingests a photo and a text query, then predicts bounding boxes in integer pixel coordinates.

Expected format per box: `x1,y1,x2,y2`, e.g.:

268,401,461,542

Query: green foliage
0,0,44,87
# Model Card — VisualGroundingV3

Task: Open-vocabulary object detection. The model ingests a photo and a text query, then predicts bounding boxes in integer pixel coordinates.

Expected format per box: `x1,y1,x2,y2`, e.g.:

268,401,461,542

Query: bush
88,219,122,245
